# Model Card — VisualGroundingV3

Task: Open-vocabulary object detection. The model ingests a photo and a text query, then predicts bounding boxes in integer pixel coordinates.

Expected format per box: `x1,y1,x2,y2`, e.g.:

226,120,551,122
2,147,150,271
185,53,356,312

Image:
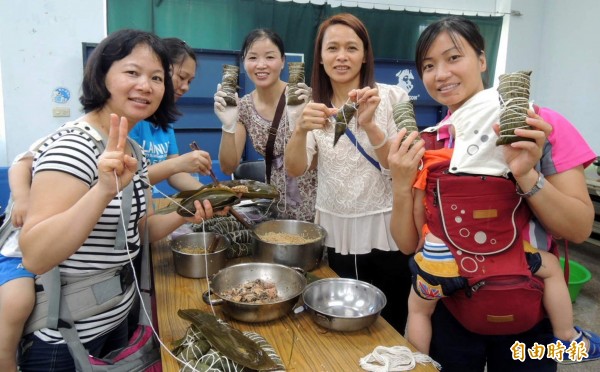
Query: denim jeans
18,319,129,372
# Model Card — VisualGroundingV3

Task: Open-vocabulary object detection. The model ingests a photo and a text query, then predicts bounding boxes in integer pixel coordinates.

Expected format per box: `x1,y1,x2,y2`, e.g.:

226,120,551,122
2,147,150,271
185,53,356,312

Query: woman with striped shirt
17,29,217,371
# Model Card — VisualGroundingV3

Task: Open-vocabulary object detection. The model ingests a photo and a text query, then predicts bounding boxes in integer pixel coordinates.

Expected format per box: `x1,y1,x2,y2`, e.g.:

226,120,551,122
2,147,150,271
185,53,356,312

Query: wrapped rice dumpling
392,101,420,146
496,70,534,145
176,309,281,371
286,62,305,106
333,102,358,147
221,64,239,107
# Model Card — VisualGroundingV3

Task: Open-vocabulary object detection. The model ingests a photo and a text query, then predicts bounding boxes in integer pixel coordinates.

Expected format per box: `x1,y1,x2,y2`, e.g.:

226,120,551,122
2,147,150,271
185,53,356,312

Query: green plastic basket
560,257,592,302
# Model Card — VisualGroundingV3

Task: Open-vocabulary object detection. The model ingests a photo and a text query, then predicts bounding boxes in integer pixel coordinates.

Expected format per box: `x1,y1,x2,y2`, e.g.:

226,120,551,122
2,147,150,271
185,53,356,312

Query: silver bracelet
516,171,545,198
371,131,388,150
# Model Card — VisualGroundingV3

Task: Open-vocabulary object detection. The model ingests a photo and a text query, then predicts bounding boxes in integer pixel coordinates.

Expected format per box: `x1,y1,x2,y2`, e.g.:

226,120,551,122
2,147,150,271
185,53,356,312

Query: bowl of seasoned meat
202,262,306,323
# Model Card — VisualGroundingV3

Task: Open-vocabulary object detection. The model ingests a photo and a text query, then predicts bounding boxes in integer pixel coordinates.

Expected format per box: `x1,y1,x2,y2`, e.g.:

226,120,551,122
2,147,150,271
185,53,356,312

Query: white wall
501,0,600,153
512,0,599,153
0,0,598,166
0,0,105,165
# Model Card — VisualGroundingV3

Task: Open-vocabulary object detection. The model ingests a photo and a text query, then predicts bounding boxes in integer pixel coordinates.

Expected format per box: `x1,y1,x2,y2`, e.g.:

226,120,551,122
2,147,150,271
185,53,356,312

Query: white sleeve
305,131,317,174
12,151,33,165
12,136,47,164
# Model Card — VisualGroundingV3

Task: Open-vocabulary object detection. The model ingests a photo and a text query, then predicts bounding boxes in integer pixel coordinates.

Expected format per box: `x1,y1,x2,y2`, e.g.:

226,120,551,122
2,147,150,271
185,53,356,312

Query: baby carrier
422,131,550,335
5,122,161,371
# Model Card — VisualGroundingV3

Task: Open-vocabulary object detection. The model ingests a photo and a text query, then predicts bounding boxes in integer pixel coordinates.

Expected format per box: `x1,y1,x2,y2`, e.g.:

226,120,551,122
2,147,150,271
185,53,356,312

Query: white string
498,95,531,136
114,171,203,371
136,176,219,318
235,200,277,223
198,221,217,317
351,96,360,280
332,96,361,280
138,176,195,216
359,346,442,371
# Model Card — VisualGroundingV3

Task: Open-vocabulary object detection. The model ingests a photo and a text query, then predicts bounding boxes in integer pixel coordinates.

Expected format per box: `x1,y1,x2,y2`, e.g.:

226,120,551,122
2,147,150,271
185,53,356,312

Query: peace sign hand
97,114,138,197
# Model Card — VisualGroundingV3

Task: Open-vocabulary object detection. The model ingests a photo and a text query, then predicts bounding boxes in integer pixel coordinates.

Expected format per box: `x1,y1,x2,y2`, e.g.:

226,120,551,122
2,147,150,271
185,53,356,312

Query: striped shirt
31,125,149,344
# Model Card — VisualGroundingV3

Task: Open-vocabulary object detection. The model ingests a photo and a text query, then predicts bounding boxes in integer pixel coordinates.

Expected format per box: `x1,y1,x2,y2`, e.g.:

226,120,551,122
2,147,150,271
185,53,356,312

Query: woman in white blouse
285,13,412,334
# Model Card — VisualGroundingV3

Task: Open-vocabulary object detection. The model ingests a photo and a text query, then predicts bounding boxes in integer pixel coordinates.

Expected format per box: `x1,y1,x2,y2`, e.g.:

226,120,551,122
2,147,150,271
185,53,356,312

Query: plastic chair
233,160,266,182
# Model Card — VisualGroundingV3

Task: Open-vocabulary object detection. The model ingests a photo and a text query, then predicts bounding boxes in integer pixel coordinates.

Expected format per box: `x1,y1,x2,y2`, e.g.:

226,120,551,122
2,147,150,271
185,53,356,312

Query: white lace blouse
305,83,409,254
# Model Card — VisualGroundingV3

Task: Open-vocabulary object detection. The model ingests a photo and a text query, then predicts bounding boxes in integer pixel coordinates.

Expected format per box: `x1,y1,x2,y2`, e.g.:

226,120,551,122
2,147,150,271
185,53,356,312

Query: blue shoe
554,327,600,363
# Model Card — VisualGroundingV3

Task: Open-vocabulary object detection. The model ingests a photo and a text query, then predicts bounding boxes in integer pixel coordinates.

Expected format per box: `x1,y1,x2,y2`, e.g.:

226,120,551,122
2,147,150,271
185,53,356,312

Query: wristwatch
516,172,545,198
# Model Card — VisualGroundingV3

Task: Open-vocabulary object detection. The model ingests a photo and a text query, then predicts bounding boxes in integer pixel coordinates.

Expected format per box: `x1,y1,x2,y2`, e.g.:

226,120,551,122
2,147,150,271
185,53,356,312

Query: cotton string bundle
392,101,420,146
221,64,239,106
496,70,533,145
286,62,305,106
359,346,442,371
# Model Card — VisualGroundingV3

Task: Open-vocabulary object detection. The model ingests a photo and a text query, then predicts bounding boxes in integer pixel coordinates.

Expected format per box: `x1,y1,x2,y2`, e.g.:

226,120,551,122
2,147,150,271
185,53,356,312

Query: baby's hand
11,200,29,227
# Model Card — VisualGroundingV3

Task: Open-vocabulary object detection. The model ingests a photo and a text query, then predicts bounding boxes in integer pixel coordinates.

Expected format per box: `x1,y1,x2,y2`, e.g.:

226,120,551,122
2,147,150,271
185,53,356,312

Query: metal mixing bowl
203,262,306,323
302,278,386,331
171,232,228,278
253,219,327,271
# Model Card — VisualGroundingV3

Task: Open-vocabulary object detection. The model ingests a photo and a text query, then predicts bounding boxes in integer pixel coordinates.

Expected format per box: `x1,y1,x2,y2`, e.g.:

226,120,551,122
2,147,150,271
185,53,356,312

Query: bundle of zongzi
286,62,305,106
221,64,239,107
392,101,420,146
496,70,534,145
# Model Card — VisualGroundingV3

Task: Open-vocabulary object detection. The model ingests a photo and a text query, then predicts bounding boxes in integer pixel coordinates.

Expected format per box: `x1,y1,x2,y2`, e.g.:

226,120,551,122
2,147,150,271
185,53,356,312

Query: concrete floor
557,241,600,371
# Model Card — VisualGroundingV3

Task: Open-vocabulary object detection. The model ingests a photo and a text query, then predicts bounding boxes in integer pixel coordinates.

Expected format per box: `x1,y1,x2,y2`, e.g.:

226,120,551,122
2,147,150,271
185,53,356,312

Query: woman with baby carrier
388,15,599,371
16,29,219,371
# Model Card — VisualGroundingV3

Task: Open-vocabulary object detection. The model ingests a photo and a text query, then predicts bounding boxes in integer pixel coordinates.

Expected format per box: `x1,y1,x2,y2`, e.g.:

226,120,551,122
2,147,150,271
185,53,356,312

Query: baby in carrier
401,88,600,364
0,141,40,371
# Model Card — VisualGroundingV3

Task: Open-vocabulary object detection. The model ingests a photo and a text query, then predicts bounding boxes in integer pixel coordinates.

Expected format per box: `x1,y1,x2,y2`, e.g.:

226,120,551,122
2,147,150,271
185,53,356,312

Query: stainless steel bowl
253,220,327,272
203,262,306,323
302,278,386,331
171,232,228,278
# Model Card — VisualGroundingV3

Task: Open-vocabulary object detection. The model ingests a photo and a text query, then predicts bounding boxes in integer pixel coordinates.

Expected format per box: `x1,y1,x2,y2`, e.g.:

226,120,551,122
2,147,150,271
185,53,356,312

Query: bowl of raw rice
171,232,229,278
252,220,327,272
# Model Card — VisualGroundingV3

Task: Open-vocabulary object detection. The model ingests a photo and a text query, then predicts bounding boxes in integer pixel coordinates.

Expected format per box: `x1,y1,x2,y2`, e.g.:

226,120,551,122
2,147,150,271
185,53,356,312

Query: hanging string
351,95,360,279
330,95,361,280
115,171,205,371
235,198,279,223
137,176,221,317
138,176,195,216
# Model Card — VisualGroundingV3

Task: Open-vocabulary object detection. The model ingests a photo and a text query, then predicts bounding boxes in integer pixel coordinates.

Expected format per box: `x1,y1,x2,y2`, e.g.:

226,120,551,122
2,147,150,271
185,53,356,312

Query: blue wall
0,167,9,215
374,58,446,127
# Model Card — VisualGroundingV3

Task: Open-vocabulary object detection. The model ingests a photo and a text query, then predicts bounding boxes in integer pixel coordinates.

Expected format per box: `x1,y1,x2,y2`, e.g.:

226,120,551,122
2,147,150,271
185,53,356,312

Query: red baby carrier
422,133,548,335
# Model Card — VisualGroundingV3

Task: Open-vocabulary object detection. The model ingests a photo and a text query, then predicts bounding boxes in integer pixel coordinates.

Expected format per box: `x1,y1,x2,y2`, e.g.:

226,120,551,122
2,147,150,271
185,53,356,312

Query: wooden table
150,218,437,371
